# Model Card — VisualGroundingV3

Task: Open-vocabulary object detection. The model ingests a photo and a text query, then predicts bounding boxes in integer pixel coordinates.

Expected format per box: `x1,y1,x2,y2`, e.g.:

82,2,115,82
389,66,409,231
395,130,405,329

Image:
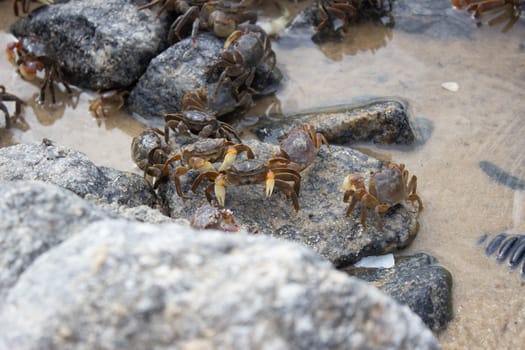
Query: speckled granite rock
156,139,419,267
10,0,169,90
255,99,416,145
0,220,439,349
0,140,158,207
344,252,454,332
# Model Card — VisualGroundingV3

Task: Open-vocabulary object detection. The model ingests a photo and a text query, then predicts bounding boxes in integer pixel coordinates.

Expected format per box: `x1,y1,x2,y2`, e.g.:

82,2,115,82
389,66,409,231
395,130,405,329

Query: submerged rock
0,220,439,349
0,140,158,207
156,139,420,267
344,252,454,332
255,99,417,145
10,0,169,90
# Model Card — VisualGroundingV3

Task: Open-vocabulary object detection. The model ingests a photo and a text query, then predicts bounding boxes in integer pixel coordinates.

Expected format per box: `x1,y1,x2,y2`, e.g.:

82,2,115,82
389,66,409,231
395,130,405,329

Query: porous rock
0,220,439,349
10,0,169,90
157,139,419,267
344,252,454,332
0,140,158,207
0,180,118,301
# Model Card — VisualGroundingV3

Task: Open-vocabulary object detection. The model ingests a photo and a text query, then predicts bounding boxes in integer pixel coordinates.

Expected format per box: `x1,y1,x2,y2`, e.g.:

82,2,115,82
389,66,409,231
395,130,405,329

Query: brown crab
452,0,522,30
274,124,330,172
343,163,423,230
7,37,73,104
159,138,255,198
209,24,276,101
191,157,302,212
0,85,25,129
89,90,129,122
164,88,242,142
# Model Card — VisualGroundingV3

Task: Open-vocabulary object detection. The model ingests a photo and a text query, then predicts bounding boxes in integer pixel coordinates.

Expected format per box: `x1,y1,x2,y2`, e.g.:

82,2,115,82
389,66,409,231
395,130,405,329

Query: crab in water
343,163,423,230
316,0,359,32
6,36,73,104
164,88,242,142
0,85,25,128
191,157,302,212
89,90,129,122
274,124,330,172
209,23,276,101
158,138,254,198
452,0,522,30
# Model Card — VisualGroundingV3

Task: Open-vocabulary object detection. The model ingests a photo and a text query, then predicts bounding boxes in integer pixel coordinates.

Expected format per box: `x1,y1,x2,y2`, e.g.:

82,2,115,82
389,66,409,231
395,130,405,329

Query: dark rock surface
156,138,420,267
0,220,439,349
255,99,417,145
344,252,454,332
0,140,158,207
10,0,169,90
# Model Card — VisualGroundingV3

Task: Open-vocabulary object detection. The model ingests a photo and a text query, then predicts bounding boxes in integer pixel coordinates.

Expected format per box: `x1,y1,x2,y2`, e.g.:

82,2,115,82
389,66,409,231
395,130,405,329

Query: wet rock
10,0,169,90
0,220,439,349
156,139,419,267
391,0,474,39
127,32,282,124
255,99,416,145
0,180,118,301
0,140,158,207
127,33,224,123
343,252,454,332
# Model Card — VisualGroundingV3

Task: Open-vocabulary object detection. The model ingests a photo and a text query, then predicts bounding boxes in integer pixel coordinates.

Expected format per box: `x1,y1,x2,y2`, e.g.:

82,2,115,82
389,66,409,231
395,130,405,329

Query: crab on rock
343,163,423,230
191,157,302,212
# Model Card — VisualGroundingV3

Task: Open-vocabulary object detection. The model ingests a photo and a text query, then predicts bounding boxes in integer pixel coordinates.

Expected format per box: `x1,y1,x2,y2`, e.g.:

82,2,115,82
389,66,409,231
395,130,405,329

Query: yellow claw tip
265,171,275,198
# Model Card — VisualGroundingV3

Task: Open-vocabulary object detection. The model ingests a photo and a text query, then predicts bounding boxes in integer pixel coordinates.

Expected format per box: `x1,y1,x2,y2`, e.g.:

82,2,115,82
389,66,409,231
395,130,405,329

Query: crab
164,88,242,142
190,204,240,232
0,85,25,129
452,0,522,30
316,0,359,32
6,36,73,104
191,157,302,212
209,24,276,101
89,90,129,122
274,124,330,172
343,163,423,230
159,138,255,198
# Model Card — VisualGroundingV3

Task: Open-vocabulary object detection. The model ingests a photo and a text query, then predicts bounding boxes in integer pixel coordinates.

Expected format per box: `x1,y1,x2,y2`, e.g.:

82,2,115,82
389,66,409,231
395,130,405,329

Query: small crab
209,24,276,101
316,0,358,32
89,90,129,122
164,88,242,142
160,138,254,198
0,85,25,128
190,204,240,232
343,163,423,230
452,0,522,31
274,124,330,171
191,157,301,212
7,36,73,104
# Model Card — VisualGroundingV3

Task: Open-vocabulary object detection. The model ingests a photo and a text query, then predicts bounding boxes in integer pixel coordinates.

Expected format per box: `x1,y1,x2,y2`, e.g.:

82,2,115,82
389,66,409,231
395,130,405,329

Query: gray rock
0,220,439,349
344,252,454,332
0,140,158,207
10,0,169,90
126,33,226,122
255,99,417,145
0,180,118,301
157,139,420,267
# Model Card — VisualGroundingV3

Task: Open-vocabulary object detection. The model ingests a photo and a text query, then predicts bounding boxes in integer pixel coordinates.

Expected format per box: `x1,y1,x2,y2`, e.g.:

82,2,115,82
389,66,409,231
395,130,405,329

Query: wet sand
2,2,525,348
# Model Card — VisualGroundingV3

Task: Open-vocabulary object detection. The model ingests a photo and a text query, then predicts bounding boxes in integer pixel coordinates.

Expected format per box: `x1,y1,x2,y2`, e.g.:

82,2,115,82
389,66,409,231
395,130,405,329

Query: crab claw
224,30,244,49
214,173,227,207
188,156,216,173
265,170,275,198
6,42,17,65
219,146,237,172
18,61,42,80
343,174,363,191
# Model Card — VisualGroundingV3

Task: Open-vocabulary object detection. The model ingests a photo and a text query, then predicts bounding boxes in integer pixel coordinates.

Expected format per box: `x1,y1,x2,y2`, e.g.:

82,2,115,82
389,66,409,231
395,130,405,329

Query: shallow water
2,1,525,348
